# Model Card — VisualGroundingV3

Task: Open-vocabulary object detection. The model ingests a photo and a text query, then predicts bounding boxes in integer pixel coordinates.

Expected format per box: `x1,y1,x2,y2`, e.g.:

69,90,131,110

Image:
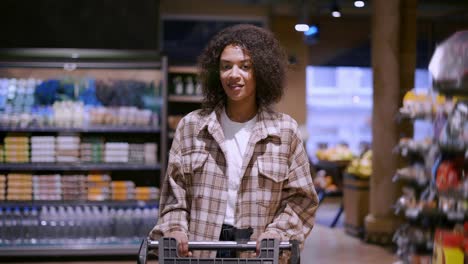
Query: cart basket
137,237,300,264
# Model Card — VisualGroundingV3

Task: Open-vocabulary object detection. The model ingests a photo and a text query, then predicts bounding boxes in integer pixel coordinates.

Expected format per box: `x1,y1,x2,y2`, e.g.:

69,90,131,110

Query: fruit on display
313,170,338,192
346,150,372,178
315,144,354,161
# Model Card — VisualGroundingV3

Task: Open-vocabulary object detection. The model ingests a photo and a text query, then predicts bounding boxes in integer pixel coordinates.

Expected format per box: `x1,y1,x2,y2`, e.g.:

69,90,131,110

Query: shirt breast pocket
257,155,288,206
181,150,210,198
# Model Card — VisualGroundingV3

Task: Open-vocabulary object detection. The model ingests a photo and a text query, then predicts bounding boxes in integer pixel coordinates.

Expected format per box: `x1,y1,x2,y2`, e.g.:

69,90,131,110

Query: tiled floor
4,197,399,264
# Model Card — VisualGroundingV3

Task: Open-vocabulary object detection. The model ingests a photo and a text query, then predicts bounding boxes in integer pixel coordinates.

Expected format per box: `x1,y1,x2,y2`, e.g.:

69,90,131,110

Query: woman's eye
221,65,231,70
242,64,251,70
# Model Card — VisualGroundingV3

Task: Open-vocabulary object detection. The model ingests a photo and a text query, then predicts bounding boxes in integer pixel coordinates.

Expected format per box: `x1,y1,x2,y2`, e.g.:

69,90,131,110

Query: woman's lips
228,84,243,90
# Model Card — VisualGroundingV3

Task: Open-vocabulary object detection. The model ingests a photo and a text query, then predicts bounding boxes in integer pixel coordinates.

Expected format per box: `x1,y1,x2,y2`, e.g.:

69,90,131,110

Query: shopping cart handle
138,237,300,264
147,239,295,250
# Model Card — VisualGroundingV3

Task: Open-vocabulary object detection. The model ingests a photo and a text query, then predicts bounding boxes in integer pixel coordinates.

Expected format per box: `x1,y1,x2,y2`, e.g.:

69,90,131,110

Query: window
306,66,431,160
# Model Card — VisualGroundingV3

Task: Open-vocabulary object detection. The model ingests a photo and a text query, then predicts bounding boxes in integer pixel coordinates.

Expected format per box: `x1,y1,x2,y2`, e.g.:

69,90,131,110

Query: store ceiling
224,0,468,21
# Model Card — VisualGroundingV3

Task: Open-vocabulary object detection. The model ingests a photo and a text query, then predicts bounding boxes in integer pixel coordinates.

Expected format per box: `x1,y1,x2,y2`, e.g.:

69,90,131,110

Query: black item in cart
138,237,300,264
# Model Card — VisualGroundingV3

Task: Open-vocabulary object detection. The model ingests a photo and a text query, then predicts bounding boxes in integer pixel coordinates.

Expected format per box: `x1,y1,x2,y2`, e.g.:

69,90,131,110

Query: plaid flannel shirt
150,105,318,256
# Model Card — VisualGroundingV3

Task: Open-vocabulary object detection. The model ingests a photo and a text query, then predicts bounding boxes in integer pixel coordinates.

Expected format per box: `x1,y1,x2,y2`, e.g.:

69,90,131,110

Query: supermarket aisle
5,198,398,264
303,224,398,264
9,225,396,264
302,197,398,264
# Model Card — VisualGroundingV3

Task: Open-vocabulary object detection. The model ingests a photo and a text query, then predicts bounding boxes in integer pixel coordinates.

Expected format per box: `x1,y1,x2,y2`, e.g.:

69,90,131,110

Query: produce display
346,150,372,178
313,170,338,193
315,144,354,162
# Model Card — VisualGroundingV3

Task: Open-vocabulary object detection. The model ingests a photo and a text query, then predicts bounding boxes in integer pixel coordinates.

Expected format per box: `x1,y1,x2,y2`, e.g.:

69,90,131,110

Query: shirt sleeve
264,129,319,246
149,120,190,239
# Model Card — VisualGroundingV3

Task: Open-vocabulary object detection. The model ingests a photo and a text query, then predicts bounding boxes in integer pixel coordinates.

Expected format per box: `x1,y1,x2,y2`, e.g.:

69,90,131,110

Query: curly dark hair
198,24,287,115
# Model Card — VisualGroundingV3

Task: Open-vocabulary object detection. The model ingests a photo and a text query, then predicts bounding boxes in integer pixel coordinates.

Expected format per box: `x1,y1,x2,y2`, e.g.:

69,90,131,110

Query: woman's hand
166,231,192,257
256,231,282,256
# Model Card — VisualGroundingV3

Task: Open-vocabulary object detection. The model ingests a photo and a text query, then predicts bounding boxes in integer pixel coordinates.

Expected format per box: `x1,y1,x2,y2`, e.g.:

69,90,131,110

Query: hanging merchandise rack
393,30,468,263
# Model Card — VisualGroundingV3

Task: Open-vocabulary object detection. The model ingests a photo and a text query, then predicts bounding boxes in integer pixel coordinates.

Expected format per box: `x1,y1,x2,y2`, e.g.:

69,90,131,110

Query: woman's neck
225,100,257,123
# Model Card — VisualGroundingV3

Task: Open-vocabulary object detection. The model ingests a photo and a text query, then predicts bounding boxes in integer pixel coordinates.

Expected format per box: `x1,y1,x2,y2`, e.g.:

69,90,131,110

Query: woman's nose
229,65,241,78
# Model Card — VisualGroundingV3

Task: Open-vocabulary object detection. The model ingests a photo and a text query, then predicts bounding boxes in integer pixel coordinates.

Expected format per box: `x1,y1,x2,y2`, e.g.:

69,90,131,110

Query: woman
150,24,318,259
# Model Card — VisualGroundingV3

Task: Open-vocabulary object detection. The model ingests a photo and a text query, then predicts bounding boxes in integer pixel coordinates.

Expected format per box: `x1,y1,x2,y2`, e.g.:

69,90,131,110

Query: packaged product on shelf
428,30,468,93
135,186,160,201
87,173,111,182
53,101,84,128
87,174,111,200
32,174,62,200
0,175,5,200
6,193,32,200
104,142,129,163
137,109,152,127
185,76,194,95
56,135,80,163
31,136,56,163
436,160,460,191
173,76,183,95
88,107,106,125
400,90,434,119
395,164,430,185
0,145,3,163
0,174,5,186
7,173,33,200
144,143,158,164
80,137,104,163
438,101,468,152
61,174,87,200
432,229,464,264
87,187,110,201
129,144,145,163
111,180,136,201
4,136,30,163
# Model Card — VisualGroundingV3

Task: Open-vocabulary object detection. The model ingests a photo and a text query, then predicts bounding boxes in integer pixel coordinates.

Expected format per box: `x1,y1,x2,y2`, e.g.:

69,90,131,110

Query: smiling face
219,44,256,109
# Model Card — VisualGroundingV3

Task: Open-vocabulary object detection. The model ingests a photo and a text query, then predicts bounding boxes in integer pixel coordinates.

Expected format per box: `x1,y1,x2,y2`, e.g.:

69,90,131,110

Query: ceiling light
332,10,341,18
331,2,341,17
354,0,365,8
295,24,310,32
304,25,319,36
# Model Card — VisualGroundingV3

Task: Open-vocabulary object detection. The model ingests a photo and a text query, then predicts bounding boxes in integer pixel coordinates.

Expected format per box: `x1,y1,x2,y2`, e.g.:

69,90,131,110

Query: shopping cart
137,237,300,264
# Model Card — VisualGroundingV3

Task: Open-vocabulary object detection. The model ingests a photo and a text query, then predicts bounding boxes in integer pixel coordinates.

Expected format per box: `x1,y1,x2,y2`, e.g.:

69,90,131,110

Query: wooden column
364,0,417,244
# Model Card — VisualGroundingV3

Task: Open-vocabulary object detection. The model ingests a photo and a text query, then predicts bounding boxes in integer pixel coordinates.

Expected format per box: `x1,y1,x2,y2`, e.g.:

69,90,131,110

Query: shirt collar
196,105,281,141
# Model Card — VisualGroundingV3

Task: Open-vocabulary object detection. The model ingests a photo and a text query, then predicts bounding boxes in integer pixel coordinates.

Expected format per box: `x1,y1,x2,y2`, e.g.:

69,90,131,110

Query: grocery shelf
168,95,203,103
404,207,467,224
168,65,198,74
0,243,141,257
0,125,160,133
0,199,158,207
0,163,161,171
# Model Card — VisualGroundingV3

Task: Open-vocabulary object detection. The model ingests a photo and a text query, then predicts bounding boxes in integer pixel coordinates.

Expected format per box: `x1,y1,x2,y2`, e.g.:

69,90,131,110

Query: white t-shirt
220,108,256,226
